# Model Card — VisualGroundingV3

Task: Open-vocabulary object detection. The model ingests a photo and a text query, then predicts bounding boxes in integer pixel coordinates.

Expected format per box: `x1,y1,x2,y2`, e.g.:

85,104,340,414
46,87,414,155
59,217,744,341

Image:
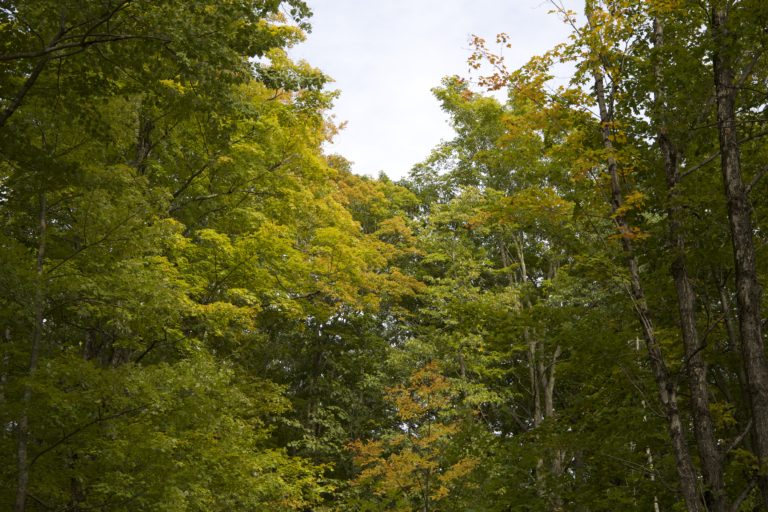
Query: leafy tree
349,362,482,512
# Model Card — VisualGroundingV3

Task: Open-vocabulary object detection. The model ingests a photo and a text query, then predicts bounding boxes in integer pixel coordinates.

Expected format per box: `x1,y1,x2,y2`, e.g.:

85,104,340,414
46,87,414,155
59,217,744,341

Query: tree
349,362,481,512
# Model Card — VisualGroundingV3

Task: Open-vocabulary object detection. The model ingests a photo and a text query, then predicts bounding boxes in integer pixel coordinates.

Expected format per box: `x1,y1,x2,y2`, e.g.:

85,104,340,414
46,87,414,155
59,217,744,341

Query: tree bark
592,66,702,511
134,103,154,174
711,5,768,507
653,18,726,512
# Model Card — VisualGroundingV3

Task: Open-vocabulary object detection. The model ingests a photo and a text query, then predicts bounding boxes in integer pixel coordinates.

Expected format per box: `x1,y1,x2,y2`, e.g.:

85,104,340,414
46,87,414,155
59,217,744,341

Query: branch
133,335,162,364
683,43,766,147
597,451,665,481
169,152,294,211
700,313,726,346
723,418,752,456
29,404,148,469
0,0,134,63
679,151,719,179
618,362,664,418
26,493,53,510
680,130,768,179
747,165,768,195
66,0,133,38
45,210,142,275
0,0,166,128
549,0,583,39
0,24,66,127
0,34,169,62
731,478,757,512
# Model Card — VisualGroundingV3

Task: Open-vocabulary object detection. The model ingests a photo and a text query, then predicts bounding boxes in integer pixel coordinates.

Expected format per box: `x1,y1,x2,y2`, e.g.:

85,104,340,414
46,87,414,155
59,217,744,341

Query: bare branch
731,479,757,512
680,130,768,179
680,151,719,179
723,418,752,456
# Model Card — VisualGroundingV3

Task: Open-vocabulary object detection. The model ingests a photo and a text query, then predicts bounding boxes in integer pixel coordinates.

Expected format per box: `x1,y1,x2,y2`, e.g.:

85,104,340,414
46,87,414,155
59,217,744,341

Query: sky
289,1,576,180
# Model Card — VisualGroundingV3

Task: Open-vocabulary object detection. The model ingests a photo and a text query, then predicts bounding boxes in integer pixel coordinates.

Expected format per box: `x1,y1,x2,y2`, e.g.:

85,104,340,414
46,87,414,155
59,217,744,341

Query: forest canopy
2,1,768,511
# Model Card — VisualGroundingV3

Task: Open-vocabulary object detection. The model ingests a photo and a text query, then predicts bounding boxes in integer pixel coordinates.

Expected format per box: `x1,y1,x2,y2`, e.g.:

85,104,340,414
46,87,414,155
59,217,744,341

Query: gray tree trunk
653,18,726,512
711,5,768,507
592,66,702,511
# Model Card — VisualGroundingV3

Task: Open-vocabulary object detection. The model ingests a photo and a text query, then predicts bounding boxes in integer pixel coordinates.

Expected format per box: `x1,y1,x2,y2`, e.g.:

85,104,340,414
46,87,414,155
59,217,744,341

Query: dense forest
3,0,768,510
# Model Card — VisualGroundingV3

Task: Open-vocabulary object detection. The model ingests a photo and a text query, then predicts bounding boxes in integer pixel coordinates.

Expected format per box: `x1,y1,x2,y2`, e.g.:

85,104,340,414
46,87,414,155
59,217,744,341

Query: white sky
290,1,576,180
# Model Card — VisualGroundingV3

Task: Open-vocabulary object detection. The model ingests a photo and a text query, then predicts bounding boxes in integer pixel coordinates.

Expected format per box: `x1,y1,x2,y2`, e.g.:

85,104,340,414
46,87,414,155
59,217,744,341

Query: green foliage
3,0,768,510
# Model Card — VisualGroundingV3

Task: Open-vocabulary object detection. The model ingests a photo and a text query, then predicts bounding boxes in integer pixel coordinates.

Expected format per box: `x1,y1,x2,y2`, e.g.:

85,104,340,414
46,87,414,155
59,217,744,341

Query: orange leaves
468,33,510,92
389,361,452,422
348,362,480,509
609,225,650,241
349,438,385,469
438,456,479,489
496,32,512,48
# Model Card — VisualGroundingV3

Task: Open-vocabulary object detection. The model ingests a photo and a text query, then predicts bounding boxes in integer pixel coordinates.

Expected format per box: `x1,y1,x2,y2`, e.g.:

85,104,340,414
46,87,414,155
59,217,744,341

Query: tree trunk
543,345,563,511
647,447,661,512
592,66,702,511
14,193,47,512
653,18,726,512
541,345,560,421
1,328,9,404
711,5,768,507
529,337,542,428
134,103,154,174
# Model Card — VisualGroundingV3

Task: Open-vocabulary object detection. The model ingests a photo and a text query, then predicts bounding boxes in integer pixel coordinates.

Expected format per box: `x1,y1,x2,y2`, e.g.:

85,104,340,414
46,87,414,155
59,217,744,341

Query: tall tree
708,1,768,505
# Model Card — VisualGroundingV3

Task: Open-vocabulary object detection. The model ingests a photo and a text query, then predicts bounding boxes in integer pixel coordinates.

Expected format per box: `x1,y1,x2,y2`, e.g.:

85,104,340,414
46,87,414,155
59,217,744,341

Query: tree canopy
3,0,768,510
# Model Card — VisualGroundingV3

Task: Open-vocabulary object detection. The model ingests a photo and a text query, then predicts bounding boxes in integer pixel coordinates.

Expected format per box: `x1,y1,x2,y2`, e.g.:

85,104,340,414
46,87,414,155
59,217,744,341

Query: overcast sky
290,1,576,180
